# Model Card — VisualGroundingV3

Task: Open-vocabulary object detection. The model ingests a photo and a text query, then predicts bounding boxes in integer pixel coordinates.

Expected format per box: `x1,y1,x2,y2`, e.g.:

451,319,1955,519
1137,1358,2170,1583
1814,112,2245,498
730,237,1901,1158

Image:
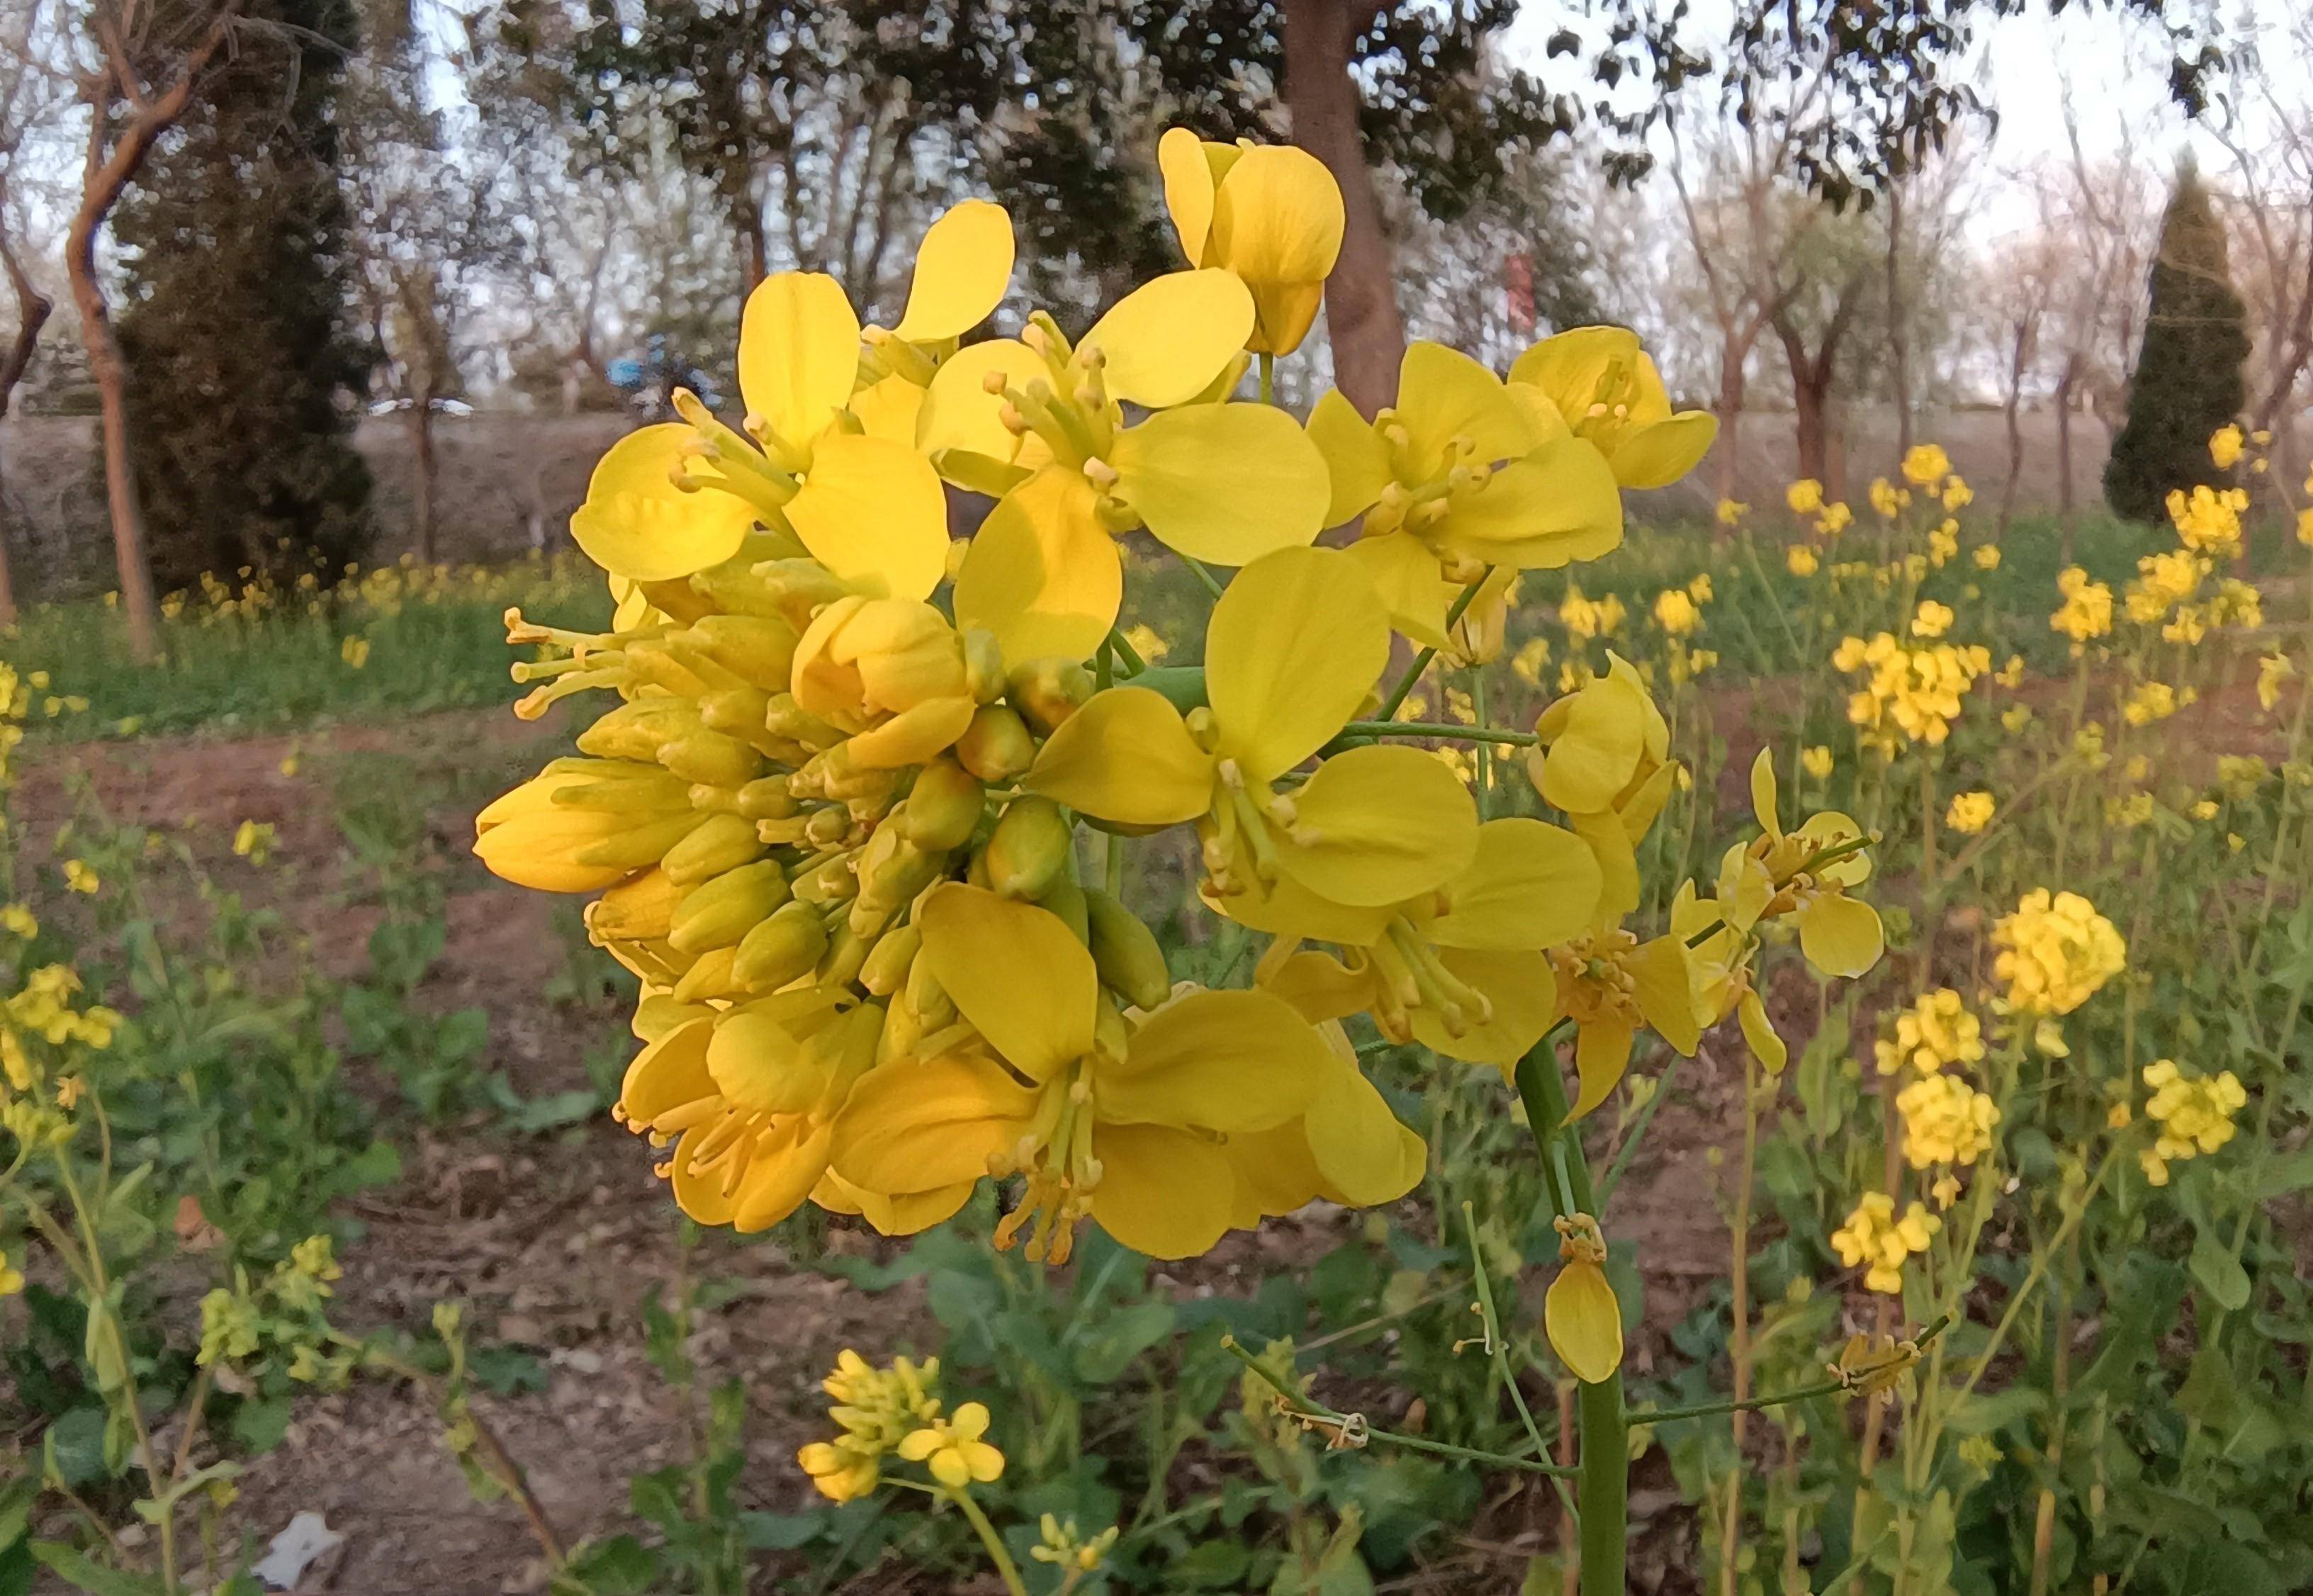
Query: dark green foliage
112,0,373,592
2103,164,2249,524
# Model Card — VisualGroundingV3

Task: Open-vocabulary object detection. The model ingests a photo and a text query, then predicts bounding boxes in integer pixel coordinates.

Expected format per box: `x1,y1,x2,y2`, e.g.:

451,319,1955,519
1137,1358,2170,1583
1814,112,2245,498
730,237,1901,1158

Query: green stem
1181,556,1226,600
1638,1314,1952,1426
1220,1337,1578,1476
951,1489,1030,1596
1337,719,1539,746
1259,352,1276,405
1512,1032,1626,1596
1103,626,1146,676
1375,571,1494,719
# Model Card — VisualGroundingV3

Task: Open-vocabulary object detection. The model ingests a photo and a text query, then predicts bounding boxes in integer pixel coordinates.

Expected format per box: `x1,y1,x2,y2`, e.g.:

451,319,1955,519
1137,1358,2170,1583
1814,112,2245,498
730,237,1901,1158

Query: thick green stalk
1514,1032,1626,1596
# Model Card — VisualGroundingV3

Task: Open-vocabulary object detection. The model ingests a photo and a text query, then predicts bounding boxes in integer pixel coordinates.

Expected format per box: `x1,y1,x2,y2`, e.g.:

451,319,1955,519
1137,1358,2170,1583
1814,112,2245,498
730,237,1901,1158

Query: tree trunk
72,262,161,661
0,428,15,629
408,402,437,566
1791,377,1830,485
1886,186,1912,462
1997,320,2030,536
0,226,50,631
1283,0,1403,415
2054,355,2078,563
1713,352,1746,507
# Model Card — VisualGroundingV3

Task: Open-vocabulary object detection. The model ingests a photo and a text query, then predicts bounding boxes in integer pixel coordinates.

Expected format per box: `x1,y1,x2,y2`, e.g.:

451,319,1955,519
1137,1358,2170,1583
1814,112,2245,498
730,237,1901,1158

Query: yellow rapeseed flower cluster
2121,680,2195,726
2166,483,2247,558
1831,632,1992,752
1945,791,1995,835
1895,1072,2000,1170
1873,988,1986,1077
2137,1060,2248,1186
795,1350,950,1502
2049,568,2113,652
1989,889,2126,1017
1831,1192,1941,1294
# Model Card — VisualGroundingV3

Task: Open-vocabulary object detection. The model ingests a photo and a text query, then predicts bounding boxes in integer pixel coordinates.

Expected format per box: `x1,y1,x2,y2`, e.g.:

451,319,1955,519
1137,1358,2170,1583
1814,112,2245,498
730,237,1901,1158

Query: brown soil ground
10,709,1844,1595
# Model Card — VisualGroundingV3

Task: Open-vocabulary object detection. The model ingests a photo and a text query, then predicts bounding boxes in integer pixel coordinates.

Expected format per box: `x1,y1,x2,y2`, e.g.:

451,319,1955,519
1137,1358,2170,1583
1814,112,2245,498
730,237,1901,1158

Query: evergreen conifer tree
2103,162,2248,523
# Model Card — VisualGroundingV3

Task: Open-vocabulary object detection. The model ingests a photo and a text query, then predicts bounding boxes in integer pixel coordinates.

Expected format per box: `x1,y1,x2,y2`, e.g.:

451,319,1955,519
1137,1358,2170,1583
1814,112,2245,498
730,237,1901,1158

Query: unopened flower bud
979,796,1071,899
668,860,792,955
900,759,986,852
1007,658,1095,736
731,899,829,989
661,812,768,885
955,705,1036,782
1085,888,1170,1011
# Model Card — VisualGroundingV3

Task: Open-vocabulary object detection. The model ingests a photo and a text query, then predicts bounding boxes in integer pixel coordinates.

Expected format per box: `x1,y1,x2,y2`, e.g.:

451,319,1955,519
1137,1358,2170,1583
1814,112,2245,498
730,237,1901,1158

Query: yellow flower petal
1307,388,1393,527
569,425,756,582
1568,808,1640,922
731,1118,833,1232
1256,947,1375,1023
953,468,1122,663
918,884,1097,1079
1395,342,1541,469
850,374,925,444
1545,1257,1623,1384
1025,687,1213,826
1799,895,1884,979
1208,546,1388,780
1426,819,1602,950
618,1017,715,1128
1208,145,1344,354
1304,1064,1426,1205
1631,934,1702,1054
1081,269,1253,408
738,271,860,448
892,198,1015,342
1107,988,1329,1130
1611,412,1718,490
669,1124,738,1226
1570,1019,1633,1120
1275,743,1480,907
1210,871,1395,946
1738,988,1788,1074
1409,948,1560,1065
1340,532,1453,648
1797,811,1872,885
1110,403,1329,566
830,1054,1040,1195
1509,325,1641,420
918,339,1045,460
1750,747,1782,838
784,434,950,600
1538,671,1648,814
1157,126,1221,262
1432,439,1623,568
1089,1122,1235,1258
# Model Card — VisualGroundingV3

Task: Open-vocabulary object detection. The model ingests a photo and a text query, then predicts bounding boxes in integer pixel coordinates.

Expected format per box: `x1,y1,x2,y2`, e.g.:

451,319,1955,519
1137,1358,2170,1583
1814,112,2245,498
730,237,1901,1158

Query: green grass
8,555,613,741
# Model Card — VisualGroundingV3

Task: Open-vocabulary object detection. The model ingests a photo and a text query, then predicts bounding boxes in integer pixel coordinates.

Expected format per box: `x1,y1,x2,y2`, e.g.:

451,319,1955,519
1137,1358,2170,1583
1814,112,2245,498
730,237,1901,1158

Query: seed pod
731,899,829,989
981,795,1071,899
667,860,792,955
955,704,1035,782
1085,887,1171,1011
660,812,767,884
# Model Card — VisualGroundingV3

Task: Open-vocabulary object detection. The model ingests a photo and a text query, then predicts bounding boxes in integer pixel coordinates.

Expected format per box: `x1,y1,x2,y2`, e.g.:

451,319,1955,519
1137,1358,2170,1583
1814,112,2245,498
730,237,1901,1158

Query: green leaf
1937,1386,2047,1437
556,1534,661,1595
2245,1150,2313,1203
29,1543,164,1596
231,1395,294,1453
739,1510,829,1550
2190,1230,2251,1312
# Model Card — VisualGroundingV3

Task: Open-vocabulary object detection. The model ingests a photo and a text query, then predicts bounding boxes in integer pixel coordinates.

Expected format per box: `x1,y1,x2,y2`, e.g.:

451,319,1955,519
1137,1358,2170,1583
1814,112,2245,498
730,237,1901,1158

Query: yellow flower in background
1901,444,1950,487
1787,544,1820,577
1716,498,1749,525
1973,544,2001,571
2137,1060,2247,1185
340,635,371,670
63,860,99,895
1868,478,1907,518
2126,548,2205,626
0,904,35,938
1544,1213,1622,1383
1945,792,1994,836
2122,680,2192,726
1509,325,1718,490
232,821,277,865
2166,483,2246,558
1896,1072,2000,1168
2208,423,2244,469
1818,501,1854,535
2297,507,2313,548
1910,600,1954,639
1991,889,2125,1016
2050,567,2112,649
1511,635,1551,686
1874,989,1986,1077
1558,587,1627,641
1833,632,1991,751
899,1402,1007,1490
1786,478,1825,515
1157,128,1344,355
1801,745,1834,780
1308,342,1623,644
0,1253,20,1296
1942,477,1974,510
2259,652,2297,712
1831,1192,1940,1294
1653,588,1701,636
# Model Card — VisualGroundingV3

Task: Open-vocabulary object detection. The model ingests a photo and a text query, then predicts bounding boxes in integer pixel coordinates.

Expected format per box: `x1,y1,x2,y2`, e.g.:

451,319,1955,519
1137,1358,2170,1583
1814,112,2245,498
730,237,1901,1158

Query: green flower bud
1007,658,1095,736
668,860,792,955
981,795,1072,899
659,731,766,788
576,700,705,763
1085,887,1171,1010
1037,874,1090,942
731,899,829,989
661,812,767,884
955,704,1035,782
860,924,921,996
698,685,774,738
791,850,860,906
900,759,985,851
687,614,802,691
737,777,800,821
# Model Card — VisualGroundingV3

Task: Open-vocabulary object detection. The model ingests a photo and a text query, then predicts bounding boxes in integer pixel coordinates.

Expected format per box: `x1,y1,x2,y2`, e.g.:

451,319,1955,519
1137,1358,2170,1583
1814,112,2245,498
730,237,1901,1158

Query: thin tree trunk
1997,319,2031,536
1790,378,1830,485
1713,351,1746,506
0,428,15,629
1283,0,1403,415
2054,355,2079,563
1887,185,1912,462
0,217,50,631
408,402,437,566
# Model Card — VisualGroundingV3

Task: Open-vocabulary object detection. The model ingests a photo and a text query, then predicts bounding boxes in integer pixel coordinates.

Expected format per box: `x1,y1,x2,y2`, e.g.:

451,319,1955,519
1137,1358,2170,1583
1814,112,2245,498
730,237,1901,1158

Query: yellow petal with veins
1546,1257,1623,1384
1538,670,1648,814
1750,746,1782,839
892,198,1015,342
1395,341,1541,471
1611,412,1718,490
918,884,1097,1080
829,1053,1041,1194
569,425,756,582
1256,947,1375,1023
1157,126,1221,262
1025,687,1213,826
738,271,860,449
1409,948,1560,1066
1305,1064,1426,1204
1110,403,1329,566
1509,325,1642,422
1570,1018,1633,1120
784,434,949,600
1276,743,1480,906
1738,988,1788,1074
1631,933,1702,1054
1307,387,1392,526
1341,532,1454,648
851,374,925,444
1432,439,1623,568
1426,819,1602,951
1207,144,1344,354
1207,546,1388,781
731,1118,833,1232
954,468,1121,663
1081,269,1253,408
1108,988,1329,1131
1090,1123,1236,1258
918,339,1045,461
1799,896,1884,979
